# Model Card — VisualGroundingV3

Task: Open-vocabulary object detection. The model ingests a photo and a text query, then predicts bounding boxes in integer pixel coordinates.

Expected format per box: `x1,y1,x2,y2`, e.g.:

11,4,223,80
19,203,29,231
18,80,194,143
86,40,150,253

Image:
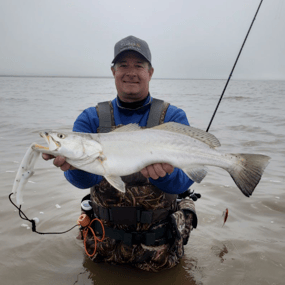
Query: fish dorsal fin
111,124,142,133
152,122,221,148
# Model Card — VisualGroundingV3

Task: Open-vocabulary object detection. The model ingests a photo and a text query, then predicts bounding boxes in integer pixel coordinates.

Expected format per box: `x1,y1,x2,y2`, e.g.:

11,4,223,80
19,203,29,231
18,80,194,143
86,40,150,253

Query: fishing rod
206,0,264,132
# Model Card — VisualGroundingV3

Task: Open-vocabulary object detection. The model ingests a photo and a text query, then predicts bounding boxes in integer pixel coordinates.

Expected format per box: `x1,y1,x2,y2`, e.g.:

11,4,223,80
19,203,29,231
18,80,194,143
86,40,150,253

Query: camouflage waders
79,98,198,272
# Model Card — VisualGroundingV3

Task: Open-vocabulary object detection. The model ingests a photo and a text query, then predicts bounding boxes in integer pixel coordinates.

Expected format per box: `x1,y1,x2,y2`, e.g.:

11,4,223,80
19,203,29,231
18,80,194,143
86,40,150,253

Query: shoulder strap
97,98,169,132
146,98,169,128
97,101,113,133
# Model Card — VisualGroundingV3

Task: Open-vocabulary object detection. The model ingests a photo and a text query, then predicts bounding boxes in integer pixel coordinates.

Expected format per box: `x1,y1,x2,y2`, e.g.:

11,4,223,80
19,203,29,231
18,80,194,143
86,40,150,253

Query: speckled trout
12,122,270,205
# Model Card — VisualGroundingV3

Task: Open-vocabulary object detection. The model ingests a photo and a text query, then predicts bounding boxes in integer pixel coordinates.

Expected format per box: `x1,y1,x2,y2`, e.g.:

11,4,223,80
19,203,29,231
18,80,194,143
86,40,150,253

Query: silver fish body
13,122,270,205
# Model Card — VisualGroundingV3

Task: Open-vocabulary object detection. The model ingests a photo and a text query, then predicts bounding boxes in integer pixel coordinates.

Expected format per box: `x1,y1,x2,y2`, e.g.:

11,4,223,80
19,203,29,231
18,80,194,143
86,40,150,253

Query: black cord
9,193,78,235
206,0,264,132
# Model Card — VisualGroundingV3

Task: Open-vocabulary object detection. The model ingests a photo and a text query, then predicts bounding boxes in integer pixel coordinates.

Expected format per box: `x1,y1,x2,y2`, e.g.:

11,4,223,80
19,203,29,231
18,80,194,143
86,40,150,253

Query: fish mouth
33,143,50,151
36,132,61,151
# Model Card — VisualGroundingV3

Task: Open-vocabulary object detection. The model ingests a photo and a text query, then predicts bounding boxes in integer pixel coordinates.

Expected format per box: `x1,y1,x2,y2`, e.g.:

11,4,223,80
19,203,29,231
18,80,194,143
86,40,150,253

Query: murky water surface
0,77,284,285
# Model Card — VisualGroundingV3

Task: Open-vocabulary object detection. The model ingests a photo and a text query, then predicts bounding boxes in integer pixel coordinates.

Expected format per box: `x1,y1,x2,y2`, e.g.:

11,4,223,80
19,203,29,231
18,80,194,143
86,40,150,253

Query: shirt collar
116,94,151,110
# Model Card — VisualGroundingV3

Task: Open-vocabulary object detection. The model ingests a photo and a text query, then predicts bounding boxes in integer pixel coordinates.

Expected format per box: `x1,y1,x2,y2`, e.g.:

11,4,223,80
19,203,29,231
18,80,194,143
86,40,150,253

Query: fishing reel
177,189,201,201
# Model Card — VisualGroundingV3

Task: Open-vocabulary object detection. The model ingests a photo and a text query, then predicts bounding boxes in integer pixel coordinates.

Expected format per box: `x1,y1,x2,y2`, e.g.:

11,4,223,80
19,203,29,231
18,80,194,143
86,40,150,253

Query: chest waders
80,98,198,272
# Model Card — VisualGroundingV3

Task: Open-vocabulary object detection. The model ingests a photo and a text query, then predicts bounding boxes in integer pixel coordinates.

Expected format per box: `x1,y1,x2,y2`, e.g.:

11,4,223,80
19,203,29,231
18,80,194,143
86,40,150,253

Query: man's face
111,52,154,102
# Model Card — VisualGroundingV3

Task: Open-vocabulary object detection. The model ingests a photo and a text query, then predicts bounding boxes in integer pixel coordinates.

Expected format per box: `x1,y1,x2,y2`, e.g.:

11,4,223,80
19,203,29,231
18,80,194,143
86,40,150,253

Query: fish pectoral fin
183,166,208,183
104,175,126,193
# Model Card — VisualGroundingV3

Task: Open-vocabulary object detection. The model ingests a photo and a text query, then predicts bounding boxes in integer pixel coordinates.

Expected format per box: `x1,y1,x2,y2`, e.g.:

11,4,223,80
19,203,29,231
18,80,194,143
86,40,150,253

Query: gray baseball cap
112,35,152,64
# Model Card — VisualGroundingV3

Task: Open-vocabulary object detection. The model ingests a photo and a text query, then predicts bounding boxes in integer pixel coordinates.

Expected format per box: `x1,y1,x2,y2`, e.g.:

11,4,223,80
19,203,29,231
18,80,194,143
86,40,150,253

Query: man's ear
111,66,116,77
149,67,154,80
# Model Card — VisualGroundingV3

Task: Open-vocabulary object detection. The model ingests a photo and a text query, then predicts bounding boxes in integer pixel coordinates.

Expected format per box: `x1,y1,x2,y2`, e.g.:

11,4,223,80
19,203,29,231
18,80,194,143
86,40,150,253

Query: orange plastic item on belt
78,214,90,227
77,214,105,258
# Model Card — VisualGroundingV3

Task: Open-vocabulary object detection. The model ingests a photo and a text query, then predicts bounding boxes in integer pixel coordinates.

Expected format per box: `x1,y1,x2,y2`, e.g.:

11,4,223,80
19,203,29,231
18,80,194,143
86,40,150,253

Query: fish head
39,131,101,159
40,131,61,151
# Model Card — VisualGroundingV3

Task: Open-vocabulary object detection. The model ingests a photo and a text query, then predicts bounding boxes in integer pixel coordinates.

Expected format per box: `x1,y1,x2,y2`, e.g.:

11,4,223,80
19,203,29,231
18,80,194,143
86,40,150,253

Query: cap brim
112,49,150,64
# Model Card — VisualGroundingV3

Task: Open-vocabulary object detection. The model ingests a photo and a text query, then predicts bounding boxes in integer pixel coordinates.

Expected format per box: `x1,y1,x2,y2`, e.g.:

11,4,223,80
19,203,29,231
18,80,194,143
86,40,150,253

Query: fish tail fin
227,153,270,197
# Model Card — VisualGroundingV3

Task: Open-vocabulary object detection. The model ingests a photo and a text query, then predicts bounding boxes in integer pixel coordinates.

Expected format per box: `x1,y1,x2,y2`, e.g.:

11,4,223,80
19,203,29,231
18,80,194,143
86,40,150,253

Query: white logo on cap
120,41,141,50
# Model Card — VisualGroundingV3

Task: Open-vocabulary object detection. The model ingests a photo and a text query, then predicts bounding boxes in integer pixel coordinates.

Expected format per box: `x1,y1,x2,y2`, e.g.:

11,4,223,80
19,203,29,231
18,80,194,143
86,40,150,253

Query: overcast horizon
1,75,284,81
1,0,284,80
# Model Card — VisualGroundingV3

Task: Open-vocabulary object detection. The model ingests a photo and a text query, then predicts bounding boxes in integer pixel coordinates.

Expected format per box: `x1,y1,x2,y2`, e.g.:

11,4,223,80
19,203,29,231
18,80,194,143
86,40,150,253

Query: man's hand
42,153,75,171
140,163,174,180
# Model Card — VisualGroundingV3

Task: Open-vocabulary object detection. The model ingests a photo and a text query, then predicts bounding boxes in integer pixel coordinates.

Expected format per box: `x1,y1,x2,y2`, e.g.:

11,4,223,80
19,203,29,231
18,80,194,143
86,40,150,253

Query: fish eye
57,133,66,139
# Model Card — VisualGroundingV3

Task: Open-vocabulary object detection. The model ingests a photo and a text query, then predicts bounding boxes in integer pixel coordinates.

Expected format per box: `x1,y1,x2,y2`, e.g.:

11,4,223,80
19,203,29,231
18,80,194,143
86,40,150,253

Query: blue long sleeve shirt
64,95,194,194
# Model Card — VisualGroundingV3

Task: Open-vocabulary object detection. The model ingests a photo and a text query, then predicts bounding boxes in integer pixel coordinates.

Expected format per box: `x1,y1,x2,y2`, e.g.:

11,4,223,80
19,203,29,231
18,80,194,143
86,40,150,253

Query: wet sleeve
64,108,103,189
72,107,100,133
149,105,194,194
64,170,103,189
164,105,190,126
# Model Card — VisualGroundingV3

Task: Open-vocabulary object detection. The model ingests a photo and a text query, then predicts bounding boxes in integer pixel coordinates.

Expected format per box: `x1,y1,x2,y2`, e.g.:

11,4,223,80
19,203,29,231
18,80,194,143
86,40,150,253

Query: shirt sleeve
149,105,195,194
64,107,103,189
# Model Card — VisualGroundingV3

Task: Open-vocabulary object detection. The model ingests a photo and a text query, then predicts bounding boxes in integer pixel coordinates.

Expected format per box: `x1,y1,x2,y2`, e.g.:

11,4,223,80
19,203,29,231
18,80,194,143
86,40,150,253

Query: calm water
0,77,284,285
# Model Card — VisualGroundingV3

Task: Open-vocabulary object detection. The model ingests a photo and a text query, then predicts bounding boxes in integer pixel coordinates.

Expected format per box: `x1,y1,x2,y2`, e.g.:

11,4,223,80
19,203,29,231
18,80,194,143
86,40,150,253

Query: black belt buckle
140,211,153,224
111,206,138,226
144,233,156,246
98,206,110,220
123,233,133,246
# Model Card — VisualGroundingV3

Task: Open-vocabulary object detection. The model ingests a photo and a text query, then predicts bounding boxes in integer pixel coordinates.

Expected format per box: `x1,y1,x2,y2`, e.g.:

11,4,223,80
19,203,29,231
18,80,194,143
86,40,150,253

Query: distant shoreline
0,75,281,81
0,75,225,80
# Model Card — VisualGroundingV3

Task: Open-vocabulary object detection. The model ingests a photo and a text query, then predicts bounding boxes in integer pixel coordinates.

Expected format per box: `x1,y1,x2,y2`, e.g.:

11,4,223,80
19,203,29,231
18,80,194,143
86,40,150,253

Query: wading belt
92,203,172,226
91,218,173,246
81,195,174,246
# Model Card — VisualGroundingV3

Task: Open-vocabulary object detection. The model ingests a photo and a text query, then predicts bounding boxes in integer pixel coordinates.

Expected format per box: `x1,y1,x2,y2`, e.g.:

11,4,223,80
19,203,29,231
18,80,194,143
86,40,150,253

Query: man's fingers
162,163,174,174
153,163,166,178
141,165,159,179
42,154,75,171
53,156,74,171
147,164,160,180
53,156,66,167
42,153,55,160
60,162,73,171
140,163,172,180
140,167,150,178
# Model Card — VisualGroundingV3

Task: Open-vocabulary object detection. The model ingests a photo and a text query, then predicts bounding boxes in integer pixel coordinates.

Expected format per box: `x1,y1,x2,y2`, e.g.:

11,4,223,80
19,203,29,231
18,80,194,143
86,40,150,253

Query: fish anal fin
152,122,221,148
105,175,126,193
183,166,208,183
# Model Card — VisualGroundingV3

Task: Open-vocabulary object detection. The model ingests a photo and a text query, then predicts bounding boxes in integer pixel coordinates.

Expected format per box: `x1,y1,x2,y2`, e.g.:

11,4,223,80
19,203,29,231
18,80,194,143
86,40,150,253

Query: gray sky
1,0,284,80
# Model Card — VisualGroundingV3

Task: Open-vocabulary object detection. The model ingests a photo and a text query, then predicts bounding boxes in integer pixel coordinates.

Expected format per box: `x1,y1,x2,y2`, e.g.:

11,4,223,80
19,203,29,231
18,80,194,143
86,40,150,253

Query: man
43,36,197,271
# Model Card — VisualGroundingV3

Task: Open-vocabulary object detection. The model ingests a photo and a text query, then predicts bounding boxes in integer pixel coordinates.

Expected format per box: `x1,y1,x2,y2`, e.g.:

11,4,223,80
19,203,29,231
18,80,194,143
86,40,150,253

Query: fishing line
206,0,264,132
9,193,78,235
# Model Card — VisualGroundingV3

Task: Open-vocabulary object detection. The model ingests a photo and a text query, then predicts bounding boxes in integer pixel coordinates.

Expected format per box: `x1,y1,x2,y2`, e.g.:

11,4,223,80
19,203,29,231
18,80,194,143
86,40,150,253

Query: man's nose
126,69,137,77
